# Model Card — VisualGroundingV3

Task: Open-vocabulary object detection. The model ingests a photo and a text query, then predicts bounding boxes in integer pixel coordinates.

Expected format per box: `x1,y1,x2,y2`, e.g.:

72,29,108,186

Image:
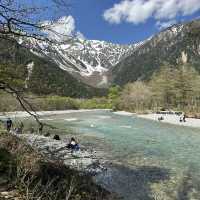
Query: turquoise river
15,110,200,199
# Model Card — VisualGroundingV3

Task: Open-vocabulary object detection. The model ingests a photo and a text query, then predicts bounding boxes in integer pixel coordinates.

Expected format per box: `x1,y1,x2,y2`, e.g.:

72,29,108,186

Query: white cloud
43,16,85,42
103,0,156,24
103,0,200,28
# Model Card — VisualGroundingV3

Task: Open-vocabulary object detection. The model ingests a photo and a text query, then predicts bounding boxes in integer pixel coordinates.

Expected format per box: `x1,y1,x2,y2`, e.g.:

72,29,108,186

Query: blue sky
26,0,200,44
70,0,158,44
69,0,200,44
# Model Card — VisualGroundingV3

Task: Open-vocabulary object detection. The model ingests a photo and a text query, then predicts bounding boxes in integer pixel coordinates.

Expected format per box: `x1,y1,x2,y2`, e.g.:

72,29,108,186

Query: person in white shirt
67,137,80,151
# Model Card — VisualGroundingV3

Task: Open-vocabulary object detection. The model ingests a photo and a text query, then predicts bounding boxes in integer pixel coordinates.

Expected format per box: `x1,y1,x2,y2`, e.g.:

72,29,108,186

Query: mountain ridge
0,37,107,97
112,19,200,85
22,33,152,88
26,19,200,88
1,19,200,97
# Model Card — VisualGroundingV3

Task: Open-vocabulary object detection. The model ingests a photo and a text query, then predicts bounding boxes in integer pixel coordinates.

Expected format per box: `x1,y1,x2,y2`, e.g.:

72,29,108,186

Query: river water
16,110,200,199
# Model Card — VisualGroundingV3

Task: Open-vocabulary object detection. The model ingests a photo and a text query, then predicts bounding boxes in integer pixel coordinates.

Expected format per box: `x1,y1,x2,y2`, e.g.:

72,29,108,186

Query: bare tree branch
0,0,89,130
0,0,72,42
0,80,40,123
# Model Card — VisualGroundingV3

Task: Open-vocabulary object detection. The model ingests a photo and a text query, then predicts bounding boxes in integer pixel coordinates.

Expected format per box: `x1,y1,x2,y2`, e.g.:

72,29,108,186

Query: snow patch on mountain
21,32,150,87
25,61,34,88
98,75,108,87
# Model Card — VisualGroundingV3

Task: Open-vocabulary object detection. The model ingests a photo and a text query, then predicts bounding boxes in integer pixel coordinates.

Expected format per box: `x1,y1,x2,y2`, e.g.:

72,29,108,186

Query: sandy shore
138,113,200,128
113,111,135,116
2,109,200,128
0,109,111,119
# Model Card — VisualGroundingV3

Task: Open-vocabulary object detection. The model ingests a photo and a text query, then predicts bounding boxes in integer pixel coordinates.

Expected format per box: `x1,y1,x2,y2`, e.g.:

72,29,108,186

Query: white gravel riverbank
0,109,111,119
2,109,200,128
15,133,105,175
138,113,200,128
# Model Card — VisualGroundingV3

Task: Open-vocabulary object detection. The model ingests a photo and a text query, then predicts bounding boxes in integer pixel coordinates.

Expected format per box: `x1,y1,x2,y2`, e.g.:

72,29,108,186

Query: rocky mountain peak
20,19,200,88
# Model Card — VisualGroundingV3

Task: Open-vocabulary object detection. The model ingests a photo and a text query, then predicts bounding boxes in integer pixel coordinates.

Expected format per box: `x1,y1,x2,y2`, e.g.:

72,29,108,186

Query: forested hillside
0,38,106,98
116,65,200,116
112,19,200,85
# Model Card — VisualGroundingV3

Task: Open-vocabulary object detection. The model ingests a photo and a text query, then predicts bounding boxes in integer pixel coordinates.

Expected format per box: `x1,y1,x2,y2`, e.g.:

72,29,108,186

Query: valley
1,6,200,199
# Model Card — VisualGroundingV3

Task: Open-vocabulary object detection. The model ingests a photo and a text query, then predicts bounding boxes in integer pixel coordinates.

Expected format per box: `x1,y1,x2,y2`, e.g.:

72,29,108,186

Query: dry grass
0,133,118,200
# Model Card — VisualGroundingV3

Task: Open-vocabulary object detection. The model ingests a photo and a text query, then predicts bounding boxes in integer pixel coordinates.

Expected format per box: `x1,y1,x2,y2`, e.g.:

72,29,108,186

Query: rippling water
30,110,200,199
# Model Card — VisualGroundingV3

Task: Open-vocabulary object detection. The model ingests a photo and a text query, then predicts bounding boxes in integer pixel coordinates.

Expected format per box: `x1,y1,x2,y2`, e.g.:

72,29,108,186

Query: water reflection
96,164,170,200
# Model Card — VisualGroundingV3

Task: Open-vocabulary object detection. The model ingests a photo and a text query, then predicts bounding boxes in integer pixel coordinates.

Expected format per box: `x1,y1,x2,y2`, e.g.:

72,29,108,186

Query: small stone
1,191,9,195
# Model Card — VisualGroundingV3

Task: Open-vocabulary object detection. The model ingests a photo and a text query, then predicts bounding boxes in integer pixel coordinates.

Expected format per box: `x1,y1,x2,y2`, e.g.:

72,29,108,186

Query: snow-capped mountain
23,37,147,87
65,40,130,74
19,15,152,87
21,19,200,88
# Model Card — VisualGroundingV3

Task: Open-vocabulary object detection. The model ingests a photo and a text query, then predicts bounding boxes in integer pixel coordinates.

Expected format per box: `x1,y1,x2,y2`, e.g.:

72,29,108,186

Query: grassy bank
0,132,118,200
0,93,113,112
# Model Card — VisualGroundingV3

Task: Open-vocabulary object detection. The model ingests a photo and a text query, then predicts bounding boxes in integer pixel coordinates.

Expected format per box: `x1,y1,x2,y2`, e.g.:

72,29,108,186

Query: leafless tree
0,0,71,39
0,0,77,129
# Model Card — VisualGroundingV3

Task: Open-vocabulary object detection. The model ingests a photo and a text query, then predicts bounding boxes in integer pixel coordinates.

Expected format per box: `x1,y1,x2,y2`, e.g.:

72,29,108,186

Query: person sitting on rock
158,116,164,121
53,134,60,140
67,137,80,151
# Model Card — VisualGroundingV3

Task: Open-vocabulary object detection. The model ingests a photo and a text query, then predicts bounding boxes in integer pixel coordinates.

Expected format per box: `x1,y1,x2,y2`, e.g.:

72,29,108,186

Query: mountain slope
23,37,144,88
1,19,199,96
0,38,106,97
26,19,200,88
112,19,200,85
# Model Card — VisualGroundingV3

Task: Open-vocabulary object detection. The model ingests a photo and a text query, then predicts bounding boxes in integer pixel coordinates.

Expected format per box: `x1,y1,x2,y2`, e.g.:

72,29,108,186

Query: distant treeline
1,64,200,117
0,93,113,112
116,64,200,116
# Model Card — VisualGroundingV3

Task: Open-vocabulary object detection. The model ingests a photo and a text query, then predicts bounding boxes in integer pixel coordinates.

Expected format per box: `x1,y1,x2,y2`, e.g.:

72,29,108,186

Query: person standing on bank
6,118,13,132
183,113,186,122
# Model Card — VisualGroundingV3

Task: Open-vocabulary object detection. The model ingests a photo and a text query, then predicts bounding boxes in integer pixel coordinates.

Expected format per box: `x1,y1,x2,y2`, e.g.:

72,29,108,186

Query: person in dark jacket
183,113,186,122
67,137,80,151
6,118,13,132
53,134,60,140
